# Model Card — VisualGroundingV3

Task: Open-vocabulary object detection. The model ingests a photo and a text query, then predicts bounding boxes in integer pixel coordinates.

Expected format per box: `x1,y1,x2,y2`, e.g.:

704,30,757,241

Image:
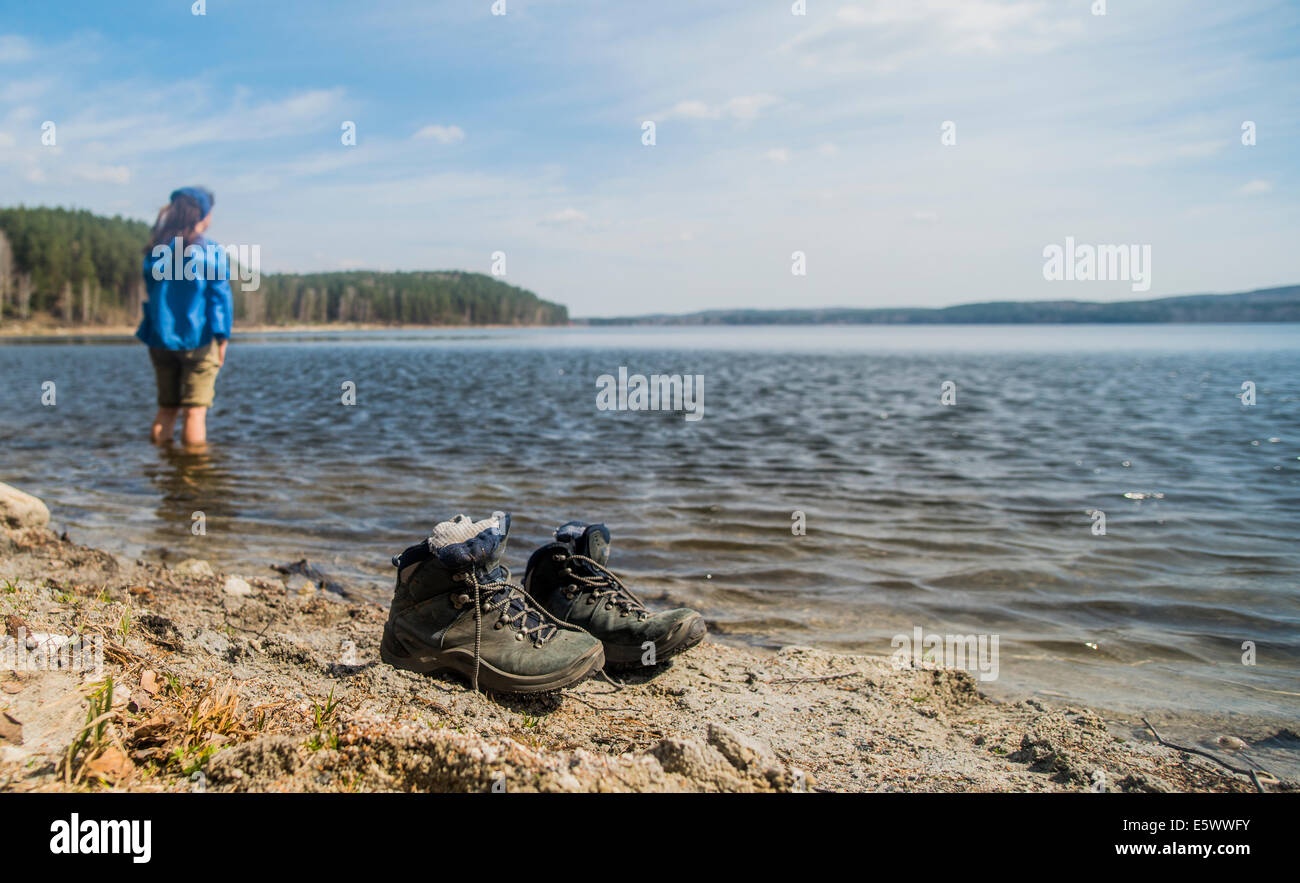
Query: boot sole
381,628,606,693
602,613,707,668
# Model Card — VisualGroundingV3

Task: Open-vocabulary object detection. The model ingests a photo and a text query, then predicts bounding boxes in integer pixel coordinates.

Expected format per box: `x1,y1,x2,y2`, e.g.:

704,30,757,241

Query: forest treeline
0,206,568,327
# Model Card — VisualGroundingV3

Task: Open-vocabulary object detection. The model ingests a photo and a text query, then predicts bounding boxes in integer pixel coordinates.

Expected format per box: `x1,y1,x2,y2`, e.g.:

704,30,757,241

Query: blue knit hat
170,186,213,219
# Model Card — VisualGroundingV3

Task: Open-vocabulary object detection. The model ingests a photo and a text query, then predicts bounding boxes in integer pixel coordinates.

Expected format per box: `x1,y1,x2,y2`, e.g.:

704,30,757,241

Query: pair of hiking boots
381,514,707,693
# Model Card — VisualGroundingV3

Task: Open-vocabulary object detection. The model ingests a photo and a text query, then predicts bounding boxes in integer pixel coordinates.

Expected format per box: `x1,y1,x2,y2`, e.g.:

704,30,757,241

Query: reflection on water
145,444,231,548
1,324,1298,735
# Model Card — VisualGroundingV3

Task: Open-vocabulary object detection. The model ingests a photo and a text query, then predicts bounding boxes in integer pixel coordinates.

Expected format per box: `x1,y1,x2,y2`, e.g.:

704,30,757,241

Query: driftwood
1141,717,1267,793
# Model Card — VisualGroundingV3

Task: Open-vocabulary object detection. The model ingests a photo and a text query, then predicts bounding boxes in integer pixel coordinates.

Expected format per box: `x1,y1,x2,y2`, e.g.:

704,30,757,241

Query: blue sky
1,0,1297,316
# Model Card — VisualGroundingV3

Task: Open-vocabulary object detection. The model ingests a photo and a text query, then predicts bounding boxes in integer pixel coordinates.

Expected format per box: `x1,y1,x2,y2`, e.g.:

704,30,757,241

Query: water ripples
1,324,1298,719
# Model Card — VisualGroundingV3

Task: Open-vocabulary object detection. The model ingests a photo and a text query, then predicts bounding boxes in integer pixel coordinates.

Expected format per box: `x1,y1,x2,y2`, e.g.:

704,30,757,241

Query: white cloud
540,207,588,227
413,124,466,144
1109,134,1231,169
282,149,372,178
834,6,873,26
724,94,780,121
763,148,791,163
0,75,51,103
825,0,1044,41
782,0,1080,72
0,35,34,63
659,94,780,122
1175,140,1227,158
664,100,713,120
1236,179,1273,196
42,87,348,157
71,163,131,185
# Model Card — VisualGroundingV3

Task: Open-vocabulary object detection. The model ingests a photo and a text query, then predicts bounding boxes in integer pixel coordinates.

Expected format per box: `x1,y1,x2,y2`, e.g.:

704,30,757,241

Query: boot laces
461,567,561,693
562,555,650,621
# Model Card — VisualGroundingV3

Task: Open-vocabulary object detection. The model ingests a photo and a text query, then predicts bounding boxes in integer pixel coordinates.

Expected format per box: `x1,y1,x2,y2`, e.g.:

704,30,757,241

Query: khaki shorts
149,342,222,408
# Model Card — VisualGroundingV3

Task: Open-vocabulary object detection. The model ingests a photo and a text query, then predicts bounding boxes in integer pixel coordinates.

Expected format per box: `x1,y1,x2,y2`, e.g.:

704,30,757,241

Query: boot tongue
481,567,545,632
555,521,611,566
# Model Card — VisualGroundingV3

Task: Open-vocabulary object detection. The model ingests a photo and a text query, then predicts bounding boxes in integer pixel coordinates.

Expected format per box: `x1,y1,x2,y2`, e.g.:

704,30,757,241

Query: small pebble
174,559,215,579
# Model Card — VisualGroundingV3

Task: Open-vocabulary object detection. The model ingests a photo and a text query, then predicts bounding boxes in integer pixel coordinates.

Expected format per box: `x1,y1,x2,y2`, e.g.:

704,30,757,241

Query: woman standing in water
136,187,232,446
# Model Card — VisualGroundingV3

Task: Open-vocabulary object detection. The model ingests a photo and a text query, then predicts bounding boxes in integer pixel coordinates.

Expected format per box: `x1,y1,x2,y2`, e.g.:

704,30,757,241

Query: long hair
144,189,213,255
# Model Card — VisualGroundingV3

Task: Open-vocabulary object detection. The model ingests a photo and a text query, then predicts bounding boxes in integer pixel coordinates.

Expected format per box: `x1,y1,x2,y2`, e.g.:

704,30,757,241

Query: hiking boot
524,521,706,668
381,513,605,693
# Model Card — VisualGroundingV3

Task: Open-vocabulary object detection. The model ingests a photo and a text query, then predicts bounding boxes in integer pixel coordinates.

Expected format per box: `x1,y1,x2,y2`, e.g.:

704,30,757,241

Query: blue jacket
135,237,233,351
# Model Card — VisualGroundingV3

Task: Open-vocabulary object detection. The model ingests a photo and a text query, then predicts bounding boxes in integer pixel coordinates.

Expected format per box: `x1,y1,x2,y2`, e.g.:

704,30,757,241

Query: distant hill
0,206,567,327
580,286,1300,325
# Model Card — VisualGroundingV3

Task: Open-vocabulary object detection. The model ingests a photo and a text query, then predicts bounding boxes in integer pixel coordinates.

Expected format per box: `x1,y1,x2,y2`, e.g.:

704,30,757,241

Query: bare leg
180,407,208,446
150,407,180,444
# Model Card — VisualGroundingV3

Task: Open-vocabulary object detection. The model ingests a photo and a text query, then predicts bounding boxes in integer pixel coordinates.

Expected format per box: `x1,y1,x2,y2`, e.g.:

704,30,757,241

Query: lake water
2,325,1298,753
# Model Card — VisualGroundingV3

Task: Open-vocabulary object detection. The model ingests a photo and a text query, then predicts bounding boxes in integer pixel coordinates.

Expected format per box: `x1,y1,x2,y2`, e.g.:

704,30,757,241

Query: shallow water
2,324,1298,735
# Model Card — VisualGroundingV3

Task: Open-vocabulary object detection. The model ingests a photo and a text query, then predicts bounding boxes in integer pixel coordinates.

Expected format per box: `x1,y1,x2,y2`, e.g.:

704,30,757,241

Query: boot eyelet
493,621,503,630
585,598,595,605
604,602,614,611
451,593,470,609
514,633,524,641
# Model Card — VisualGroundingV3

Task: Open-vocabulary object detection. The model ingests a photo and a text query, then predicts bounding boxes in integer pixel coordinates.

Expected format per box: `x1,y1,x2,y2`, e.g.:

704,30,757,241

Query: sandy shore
1,520,1286,793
